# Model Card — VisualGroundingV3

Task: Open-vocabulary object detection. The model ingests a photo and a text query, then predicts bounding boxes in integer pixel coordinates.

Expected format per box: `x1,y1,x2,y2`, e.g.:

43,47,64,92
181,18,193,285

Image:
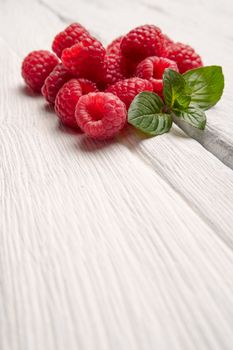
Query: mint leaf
163,69,191,110
174,105,206,130
183,66,224,110
128,92,172,136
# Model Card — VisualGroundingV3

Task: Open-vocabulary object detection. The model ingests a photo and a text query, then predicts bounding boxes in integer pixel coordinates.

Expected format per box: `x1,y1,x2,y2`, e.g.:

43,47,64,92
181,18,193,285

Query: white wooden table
1,0,233,349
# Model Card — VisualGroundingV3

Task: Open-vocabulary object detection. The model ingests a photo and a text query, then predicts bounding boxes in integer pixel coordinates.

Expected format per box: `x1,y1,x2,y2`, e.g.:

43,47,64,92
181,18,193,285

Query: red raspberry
162,34,174,56
78,78,99,95
42,63,73,104
21,50,58,92
136,56,178,96
106,77,153,109
52,23,90,58
166,42,203,73
61,36,106,82
106,36,123,55
121,25,165,62
163,34,174,48
75,92,127,140
121,56,138,78
55,78,98,128
104,52,125,87
106,36,137,79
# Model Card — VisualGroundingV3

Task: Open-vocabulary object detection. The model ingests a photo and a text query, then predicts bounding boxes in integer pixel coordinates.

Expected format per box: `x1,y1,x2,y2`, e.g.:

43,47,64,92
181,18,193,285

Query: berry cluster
21,23,203,140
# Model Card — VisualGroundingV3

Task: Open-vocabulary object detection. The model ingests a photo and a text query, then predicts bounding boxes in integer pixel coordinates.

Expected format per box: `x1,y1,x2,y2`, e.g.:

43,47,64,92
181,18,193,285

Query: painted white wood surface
1,1,233,350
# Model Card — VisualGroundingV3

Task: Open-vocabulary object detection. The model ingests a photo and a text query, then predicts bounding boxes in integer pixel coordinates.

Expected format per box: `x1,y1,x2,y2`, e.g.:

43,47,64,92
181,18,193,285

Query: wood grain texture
1,1,233,350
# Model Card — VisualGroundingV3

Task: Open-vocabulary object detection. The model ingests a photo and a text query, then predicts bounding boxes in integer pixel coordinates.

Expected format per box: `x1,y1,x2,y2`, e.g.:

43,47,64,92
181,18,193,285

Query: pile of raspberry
22,23,203,140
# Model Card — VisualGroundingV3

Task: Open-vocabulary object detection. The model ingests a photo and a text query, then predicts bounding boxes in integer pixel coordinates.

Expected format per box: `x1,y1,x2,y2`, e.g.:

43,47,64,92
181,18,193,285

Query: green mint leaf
163,69,191,110
173,105,206,130
183,66,224,110
128,92,172,136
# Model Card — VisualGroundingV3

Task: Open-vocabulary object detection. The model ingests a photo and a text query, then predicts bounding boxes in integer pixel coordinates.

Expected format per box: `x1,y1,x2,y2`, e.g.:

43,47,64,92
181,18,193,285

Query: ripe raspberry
104,52,125,87
42,63,73,104
163,34,174,48
136,56,178,96
106,36,123,55
75,92,127,140
55,78,98,128
106,77,153,109
106,36,137,79
52,23,90,58
61,36,106,82
121,25,165,62
166,42,203,73
162,34,174,56
78,78,99,95
121,56,138,78
21,50,58,92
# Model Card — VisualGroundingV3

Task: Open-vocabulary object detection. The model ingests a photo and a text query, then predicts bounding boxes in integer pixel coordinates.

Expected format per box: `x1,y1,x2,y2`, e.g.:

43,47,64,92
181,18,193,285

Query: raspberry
78,78,99,95
166,42,203,73
106,77,153,109
104,53,125,87
42,63,73,104
106,36,137,80
121,56,138,78
106,36,123,55
163,34,174,48
75,92,127,140
52,23,90,58
162,34,174,56
61,36,106,82
121,25,165,62
55,78,98,128
136,56,178,96
21,50,58,92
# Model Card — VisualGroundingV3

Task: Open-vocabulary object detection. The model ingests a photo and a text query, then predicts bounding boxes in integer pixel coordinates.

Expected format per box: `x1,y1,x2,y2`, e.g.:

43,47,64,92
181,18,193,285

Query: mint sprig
128,65,224,136
163,69,191,110
128,92,172,136
183,66,224,110
174,105,206,130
